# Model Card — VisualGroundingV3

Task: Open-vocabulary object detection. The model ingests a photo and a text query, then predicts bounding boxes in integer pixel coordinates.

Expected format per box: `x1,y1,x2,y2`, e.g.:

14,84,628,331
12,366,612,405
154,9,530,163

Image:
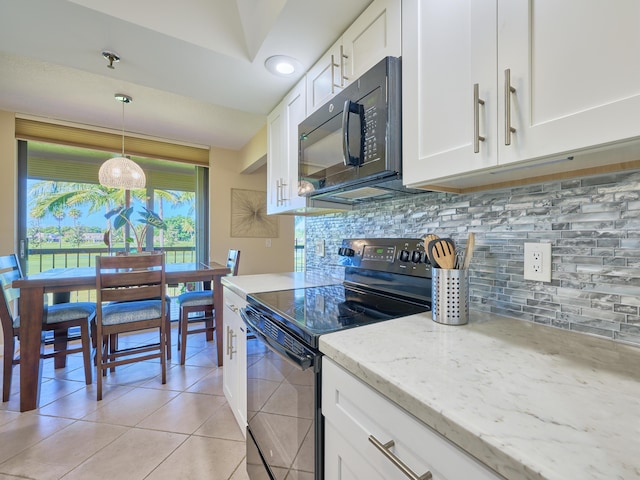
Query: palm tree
29,181,193,251
68,208,83,247
153,190,194,248
52,207,65,248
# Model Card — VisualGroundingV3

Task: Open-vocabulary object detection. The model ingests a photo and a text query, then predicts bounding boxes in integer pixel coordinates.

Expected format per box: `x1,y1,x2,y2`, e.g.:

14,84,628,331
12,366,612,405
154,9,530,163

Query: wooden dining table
12,261,231,412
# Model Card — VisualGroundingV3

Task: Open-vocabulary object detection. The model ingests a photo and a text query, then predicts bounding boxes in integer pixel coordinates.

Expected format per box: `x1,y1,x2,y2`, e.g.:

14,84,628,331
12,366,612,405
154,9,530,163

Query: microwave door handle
342,100,365,167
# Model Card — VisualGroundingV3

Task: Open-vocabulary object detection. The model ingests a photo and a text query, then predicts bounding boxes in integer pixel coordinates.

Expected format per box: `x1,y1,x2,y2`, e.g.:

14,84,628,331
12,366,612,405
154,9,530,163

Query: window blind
15,118,209,166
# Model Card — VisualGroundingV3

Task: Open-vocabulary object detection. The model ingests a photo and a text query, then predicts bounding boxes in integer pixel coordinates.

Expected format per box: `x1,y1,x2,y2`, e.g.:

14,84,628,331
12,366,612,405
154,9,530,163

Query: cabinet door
498,0,640,165
266,103,285,214
306,40,343,114
402,0,498,185
222,287,247,434
325,422,391,480
282,80,307,211
323,359,502,480
342,0,401,82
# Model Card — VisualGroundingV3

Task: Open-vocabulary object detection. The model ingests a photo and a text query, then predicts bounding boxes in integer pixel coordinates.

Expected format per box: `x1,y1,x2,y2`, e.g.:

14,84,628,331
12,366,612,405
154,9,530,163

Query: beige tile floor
0,323,253,480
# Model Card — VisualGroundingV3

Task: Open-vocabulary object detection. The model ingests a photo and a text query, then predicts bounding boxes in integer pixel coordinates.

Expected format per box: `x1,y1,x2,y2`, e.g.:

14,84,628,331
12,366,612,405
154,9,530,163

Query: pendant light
98,94,146,189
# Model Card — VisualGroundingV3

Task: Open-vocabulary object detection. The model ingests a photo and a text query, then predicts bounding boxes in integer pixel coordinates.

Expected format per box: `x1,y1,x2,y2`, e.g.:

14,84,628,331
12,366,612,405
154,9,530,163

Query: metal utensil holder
432,267,469,325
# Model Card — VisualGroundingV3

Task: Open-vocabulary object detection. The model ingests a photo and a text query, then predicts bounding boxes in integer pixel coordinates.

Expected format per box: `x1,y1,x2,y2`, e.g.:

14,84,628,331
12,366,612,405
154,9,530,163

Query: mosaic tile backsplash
304,170,640,346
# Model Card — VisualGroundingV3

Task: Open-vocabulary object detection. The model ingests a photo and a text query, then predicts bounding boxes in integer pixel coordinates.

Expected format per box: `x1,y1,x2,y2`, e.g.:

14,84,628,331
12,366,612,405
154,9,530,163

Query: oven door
241,307,322,480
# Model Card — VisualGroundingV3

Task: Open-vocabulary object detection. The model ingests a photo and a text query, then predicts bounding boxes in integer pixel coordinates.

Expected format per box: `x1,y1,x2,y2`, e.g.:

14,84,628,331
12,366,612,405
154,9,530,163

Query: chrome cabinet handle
473,83,485,153
225,302,239,314
331,54,337,95
369,435,432,480
504,69,516,145
331,48,348,93
339,45,348,87
226,326,236,360
275,178,287,206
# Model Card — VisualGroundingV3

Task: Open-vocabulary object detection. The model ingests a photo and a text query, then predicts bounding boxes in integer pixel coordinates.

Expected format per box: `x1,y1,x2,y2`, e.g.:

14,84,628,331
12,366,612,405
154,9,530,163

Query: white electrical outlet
315,240,325,257
524,242,552,282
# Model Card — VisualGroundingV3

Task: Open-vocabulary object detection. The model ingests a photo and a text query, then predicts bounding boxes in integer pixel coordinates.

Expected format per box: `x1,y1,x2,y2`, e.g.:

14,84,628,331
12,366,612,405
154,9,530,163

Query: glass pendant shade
99,156,146,189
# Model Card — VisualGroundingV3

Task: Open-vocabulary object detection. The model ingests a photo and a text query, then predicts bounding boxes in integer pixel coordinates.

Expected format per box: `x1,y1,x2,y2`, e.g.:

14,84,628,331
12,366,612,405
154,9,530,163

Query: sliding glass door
17,140,208,275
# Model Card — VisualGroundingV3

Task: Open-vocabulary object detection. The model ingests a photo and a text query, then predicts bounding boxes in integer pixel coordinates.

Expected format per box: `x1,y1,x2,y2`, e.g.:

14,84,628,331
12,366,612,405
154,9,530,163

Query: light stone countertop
222,274,640,479
320,311,640,480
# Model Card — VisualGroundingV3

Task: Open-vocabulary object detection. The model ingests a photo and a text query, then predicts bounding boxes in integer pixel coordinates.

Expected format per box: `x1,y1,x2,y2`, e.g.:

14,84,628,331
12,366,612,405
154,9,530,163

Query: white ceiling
0,0,372,151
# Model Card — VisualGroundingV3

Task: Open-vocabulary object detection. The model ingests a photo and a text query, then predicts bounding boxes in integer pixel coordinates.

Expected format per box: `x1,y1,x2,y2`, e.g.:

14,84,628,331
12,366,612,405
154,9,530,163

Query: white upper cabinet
402,0,497,183
306,0,401,114
267,79,307,215
497,0,640,165
306,39,343,115
342,0,402,88
266,103,284,214
403,0,640,188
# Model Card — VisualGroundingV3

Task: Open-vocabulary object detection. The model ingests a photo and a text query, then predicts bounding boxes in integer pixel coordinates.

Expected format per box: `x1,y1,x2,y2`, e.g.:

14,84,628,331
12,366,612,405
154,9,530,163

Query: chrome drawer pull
369,435,432,480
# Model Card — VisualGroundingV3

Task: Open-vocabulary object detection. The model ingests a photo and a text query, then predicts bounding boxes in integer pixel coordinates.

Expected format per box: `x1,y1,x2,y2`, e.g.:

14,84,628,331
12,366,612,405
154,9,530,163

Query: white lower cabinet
322,358,502,480
222,287,247,435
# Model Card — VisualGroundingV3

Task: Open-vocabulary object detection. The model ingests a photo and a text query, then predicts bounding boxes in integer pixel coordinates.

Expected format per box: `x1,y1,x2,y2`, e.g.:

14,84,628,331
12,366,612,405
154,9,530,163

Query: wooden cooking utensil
423,233,439,244
423,234,440,264
462,232,475,270
428,238,456,269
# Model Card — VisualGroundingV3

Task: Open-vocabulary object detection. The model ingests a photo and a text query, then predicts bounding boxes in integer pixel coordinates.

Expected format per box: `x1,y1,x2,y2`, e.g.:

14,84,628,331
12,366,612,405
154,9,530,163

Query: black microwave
298,56,406,204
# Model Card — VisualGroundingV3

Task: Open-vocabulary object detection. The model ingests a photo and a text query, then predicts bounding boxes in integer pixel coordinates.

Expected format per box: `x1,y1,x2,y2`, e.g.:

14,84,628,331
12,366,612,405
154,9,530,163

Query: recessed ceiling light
265,55,301,77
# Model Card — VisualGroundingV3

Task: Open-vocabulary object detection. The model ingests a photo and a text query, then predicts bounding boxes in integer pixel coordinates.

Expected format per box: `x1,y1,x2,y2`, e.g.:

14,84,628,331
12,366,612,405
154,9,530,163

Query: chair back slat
99,253,163,270
227,249,241,276
100,284,163,303
100,269,162,289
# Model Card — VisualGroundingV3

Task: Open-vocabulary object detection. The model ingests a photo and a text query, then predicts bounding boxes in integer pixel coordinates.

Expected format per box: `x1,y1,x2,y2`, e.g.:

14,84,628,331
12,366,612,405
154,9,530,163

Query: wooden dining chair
0,254,94,402
176,249,240,365
94,253,167,400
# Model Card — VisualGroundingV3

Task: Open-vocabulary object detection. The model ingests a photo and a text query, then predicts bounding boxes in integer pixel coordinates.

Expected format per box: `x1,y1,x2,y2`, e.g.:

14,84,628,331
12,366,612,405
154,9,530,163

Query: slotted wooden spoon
423,233,439,244
423,234,439,264
428,238,456,269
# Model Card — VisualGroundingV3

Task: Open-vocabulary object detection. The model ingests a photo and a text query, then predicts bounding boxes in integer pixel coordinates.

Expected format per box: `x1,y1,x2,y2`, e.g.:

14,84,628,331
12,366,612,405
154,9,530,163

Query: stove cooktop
247,283,430,348
246,238,433,349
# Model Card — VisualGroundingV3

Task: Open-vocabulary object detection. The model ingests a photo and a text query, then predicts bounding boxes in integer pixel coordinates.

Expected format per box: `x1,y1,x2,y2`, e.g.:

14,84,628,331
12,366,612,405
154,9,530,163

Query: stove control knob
338,247,345,256
411,250,423,263
399,249,411,262
343,247,355,257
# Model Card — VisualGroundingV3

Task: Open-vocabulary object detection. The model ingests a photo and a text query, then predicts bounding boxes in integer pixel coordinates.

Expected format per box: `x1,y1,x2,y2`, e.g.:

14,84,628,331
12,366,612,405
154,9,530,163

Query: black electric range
246,238,432,349
242,238,432,480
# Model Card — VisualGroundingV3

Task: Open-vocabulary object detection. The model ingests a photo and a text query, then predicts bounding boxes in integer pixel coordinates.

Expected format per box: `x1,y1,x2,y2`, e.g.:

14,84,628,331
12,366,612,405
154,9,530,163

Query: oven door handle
240,308,314,371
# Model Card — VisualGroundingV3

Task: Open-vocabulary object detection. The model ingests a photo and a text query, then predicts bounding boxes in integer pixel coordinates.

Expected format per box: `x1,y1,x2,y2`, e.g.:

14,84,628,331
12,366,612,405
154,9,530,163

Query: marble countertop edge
319,311,640,480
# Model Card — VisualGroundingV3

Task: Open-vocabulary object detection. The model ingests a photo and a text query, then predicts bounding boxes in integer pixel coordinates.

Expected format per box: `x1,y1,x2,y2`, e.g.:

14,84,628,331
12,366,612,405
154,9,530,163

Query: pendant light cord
121,99,125,157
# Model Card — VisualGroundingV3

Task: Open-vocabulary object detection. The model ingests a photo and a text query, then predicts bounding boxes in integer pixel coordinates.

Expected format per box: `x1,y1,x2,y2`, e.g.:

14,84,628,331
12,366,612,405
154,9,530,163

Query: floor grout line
1,324,249,480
